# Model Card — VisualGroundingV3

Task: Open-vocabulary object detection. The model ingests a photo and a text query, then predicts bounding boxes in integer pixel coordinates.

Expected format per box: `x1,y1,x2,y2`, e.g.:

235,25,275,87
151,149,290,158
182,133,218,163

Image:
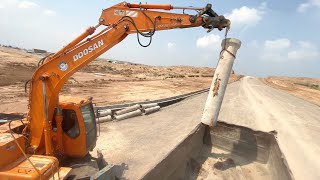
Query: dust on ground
263,76,320,106
188,145,269,180
0,46,242,114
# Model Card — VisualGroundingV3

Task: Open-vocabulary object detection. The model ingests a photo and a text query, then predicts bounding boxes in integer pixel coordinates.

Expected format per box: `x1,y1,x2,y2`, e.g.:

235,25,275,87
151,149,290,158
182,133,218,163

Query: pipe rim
221,38,241,48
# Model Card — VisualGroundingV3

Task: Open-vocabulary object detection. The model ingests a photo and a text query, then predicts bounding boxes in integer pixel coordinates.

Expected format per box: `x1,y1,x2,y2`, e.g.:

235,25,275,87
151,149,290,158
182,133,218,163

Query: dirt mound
263,76,320,106
0,62,36,86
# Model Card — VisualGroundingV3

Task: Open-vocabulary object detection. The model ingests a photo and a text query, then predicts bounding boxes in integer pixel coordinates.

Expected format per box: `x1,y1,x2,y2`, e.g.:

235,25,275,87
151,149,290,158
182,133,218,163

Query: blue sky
0,0,319,78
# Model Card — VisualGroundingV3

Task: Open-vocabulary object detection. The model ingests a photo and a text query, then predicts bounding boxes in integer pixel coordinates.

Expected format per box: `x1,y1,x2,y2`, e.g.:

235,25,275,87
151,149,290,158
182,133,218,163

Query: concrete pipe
201,38,241,127
98,109,112,117
114,109,142,121
143,105,160,115
114,104,142,116
97,115,112,123
141,103,159,109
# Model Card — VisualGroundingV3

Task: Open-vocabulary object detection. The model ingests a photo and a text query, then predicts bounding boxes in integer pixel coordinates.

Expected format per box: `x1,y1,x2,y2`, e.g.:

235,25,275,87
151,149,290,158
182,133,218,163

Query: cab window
80,104,95,132
80,104,96,149
62,109,80,138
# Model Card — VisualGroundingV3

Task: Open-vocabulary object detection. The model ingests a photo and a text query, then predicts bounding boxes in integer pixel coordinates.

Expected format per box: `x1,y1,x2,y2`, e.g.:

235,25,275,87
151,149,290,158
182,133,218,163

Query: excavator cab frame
51,96,97,158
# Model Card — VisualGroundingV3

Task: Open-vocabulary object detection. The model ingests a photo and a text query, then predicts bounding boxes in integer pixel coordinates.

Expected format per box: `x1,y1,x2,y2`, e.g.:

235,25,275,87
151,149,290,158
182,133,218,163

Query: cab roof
59,95,91,105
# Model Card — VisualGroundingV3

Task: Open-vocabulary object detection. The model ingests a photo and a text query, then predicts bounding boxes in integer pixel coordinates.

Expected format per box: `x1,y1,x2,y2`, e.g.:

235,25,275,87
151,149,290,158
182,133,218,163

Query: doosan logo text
73,40,104,61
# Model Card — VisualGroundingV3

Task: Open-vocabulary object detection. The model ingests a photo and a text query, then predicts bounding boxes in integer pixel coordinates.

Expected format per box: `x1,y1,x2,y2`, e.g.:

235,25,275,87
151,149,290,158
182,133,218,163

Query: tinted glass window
80,104,96,149
62,109,80,138
80,104,95,132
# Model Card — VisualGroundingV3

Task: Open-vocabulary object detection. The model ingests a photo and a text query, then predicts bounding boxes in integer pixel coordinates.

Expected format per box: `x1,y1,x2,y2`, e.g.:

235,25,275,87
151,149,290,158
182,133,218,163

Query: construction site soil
263,76,320,106
1,46,318,115
1,46,317,179
0,46,242,115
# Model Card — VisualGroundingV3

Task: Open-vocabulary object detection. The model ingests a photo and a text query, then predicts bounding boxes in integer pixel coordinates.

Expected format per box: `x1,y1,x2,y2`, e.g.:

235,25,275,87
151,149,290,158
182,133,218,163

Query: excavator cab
52,96,97,158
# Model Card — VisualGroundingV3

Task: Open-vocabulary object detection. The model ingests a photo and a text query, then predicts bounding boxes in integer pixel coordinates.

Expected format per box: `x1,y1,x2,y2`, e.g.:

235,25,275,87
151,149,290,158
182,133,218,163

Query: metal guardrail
95,88,209,111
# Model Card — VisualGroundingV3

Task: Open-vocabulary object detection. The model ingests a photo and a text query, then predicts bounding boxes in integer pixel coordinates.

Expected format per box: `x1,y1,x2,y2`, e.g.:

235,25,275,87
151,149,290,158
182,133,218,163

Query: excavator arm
27,2,230,155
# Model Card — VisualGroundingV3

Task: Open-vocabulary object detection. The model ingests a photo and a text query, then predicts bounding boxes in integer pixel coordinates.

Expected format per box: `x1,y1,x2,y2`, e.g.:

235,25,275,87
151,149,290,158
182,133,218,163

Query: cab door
61,108,86,157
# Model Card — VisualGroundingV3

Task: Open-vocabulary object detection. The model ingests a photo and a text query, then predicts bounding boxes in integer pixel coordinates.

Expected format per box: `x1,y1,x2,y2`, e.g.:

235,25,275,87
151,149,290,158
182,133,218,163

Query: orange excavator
0,2,230,179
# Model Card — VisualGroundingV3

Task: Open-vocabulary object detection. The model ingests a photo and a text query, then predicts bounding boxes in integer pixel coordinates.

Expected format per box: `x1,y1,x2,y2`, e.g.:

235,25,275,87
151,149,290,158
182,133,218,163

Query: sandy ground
0,46,241,114
190,145,270,180
219,76,320,180
94,93,207,179
263,76,320,106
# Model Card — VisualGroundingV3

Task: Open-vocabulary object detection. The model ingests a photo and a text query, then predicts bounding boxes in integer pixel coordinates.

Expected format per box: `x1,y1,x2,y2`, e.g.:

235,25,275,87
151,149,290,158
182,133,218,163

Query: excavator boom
1,2,230,180
27,2,230,155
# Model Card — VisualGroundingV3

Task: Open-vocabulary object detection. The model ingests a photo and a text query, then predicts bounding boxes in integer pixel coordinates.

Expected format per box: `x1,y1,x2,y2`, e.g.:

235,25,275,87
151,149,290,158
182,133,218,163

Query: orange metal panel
59,95,89,106
0,133,25,168
0,155,59,180
127,3,173,10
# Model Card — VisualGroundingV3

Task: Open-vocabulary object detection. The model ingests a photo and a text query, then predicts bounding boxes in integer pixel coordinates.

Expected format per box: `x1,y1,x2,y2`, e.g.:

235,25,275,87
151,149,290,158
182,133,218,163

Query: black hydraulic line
24,80,30,93
117,10,158,47
37,53,54,67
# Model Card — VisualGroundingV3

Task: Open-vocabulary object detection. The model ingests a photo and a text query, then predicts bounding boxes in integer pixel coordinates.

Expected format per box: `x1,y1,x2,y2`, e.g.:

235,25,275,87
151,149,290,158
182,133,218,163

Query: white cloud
260,53,285,62
249,40,259,48
196,34,221,48
261,39,319,62
288,51,306,60
259,2,268,10
288,41,319,60
297,0,320,12
261,38,291,62
43,9,56,16
297,3,311,12
264,38,291,49
226,3,266,29
0,0,18,9
18,1,39,9
167,42,176,49
314,0,320,5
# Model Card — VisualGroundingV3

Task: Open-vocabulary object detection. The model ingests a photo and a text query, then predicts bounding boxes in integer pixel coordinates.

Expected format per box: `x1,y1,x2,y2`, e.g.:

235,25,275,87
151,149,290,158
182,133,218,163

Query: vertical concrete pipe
201,38,241,126
143,105,161,115
98,109,112,117
114,109,142,121
97,115,112,123
114,104,141,116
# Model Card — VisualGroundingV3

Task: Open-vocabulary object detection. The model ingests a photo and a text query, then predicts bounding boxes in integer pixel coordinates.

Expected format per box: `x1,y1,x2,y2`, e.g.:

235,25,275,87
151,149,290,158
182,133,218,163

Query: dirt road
219,76,320,180
95,76,319,179
95,93,207,179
